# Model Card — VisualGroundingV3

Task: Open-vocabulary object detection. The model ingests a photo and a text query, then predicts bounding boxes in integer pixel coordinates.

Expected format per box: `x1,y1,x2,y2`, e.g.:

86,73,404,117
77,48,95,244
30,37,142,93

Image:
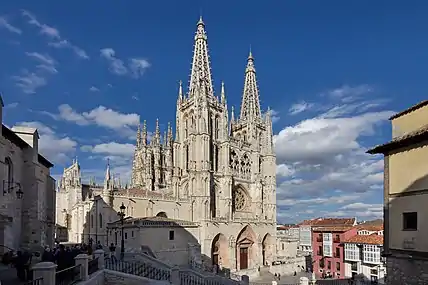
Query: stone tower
130,17,276,223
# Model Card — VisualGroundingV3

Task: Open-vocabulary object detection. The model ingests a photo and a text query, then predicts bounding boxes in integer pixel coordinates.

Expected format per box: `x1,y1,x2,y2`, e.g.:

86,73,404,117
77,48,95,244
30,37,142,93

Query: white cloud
5,102,18,109
275,84,391,222
44,104,140,138
0,16,22,34
13,121,77,165
100,48,150,78
330,202,383,219
100,48,127,75
21,10,88,59
89,86,99,92
12,71,47,94
129,58,151,78
289,101,314,115
81,142,135,157
25,52,58,74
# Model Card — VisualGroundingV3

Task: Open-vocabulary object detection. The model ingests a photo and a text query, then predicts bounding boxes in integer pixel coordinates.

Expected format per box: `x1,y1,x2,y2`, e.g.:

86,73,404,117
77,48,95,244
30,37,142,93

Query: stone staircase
108,251,244,285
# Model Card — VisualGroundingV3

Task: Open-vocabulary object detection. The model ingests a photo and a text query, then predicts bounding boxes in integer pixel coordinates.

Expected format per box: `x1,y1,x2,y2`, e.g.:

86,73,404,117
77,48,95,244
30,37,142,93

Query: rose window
235,189,247,211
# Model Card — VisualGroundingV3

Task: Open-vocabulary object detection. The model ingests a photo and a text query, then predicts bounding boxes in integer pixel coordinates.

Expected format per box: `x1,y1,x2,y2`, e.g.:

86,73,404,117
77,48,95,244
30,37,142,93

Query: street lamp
117,202,126,259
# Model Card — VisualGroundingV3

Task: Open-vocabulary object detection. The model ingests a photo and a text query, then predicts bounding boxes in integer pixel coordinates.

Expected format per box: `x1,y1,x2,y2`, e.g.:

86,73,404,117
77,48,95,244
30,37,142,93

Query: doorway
239,247,248,270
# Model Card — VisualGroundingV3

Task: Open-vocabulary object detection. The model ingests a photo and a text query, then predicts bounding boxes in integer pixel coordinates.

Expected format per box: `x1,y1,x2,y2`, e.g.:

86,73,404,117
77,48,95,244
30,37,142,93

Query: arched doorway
156,212,168,218
262,234,274,266
211,233,229,269
236,225,257,270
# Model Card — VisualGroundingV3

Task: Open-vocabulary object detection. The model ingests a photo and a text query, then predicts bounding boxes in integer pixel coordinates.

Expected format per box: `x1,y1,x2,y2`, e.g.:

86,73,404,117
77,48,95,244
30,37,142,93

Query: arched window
156,212,168,218
91,214,94,228
5,157,13,192
99,213,103,228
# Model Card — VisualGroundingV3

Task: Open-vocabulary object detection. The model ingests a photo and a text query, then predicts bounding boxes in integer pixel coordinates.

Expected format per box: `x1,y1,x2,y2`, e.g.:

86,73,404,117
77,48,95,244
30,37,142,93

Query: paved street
252,271,313,285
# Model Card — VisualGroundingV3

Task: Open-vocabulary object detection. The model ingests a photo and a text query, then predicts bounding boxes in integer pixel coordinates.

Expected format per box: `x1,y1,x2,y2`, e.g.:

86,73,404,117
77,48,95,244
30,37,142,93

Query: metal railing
88,257,99,275
24,277,44,285
55,264,82,285
105,259,171,281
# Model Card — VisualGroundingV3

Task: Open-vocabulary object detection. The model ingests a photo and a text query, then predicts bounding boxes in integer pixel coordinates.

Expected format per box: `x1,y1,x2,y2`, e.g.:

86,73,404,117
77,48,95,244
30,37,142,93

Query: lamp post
117,202,126,259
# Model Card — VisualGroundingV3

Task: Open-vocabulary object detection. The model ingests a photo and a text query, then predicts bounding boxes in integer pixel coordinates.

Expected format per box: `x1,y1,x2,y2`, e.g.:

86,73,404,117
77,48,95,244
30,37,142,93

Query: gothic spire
153,119,161,145
167,122,173,146
239,50,262,122
136,123,141,148
141,120,147,145
178,80,183,102
188,17,214,98
220,81,226,104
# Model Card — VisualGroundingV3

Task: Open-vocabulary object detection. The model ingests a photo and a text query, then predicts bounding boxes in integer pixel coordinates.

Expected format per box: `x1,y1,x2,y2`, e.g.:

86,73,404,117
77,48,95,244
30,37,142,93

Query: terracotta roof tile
312,226,354,232
357,224,383,231
344,234,383,245
299,218,356,226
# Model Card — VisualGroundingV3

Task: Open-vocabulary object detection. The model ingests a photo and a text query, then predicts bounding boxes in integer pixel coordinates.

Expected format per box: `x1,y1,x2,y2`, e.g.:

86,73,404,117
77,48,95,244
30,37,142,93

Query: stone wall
269,256,306,276
387,256,428,285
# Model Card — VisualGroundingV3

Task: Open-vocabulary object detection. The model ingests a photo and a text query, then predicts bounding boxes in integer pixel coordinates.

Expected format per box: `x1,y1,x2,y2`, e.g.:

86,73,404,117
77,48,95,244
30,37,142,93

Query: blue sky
1,1,427,223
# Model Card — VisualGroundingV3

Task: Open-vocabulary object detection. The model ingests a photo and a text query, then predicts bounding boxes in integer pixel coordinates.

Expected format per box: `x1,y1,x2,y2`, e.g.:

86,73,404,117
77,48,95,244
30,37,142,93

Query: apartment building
368,100,428,285
299,218,356,255
343,224,385,283
312,226,357,279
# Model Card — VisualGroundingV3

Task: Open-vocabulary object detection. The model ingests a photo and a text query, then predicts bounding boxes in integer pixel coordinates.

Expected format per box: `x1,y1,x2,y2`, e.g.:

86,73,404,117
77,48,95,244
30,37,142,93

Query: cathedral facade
56,18,277,273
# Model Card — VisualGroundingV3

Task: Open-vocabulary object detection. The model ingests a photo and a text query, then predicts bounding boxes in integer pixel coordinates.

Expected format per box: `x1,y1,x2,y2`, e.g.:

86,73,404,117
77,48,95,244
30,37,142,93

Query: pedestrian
109,243,117,262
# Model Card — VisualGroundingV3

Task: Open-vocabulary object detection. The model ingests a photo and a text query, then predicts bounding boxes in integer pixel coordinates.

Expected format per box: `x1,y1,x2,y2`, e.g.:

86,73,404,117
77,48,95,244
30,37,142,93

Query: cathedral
56,17,277,274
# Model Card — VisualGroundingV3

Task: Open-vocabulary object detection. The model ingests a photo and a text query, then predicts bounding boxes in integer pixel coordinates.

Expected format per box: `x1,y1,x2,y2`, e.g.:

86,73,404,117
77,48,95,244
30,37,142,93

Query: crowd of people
1,240,107,282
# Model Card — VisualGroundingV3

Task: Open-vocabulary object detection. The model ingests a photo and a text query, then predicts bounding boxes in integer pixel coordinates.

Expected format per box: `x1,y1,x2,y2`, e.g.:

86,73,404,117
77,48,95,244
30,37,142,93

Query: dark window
169,230,174,240
99,214,103,228
403,212,417,230
327,261,331,269
131,231,134,237
336,262,340,271
125,232,127,239
335,247,340,258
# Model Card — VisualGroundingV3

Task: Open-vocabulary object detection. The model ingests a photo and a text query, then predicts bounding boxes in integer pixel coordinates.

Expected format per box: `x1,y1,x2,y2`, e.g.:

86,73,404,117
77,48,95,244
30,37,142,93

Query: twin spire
184,17,262,122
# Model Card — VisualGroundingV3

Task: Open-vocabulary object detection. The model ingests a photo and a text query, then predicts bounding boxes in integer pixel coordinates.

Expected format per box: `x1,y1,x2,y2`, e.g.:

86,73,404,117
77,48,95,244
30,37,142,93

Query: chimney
11,126,40,163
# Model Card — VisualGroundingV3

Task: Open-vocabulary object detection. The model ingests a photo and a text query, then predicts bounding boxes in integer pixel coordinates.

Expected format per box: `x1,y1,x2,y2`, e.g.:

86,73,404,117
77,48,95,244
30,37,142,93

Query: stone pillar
94,249,105,269
75,254,89,281
31,262,57,285
299,277,309,285
309,272,317,285
241,275,249,285
171,267,180,285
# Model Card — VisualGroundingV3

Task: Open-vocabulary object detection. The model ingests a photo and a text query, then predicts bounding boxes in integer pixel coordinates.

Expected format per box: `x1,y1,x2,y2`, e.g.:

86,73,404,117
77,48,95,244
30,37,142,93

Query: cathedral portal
211,233,229,269
236,226,257,270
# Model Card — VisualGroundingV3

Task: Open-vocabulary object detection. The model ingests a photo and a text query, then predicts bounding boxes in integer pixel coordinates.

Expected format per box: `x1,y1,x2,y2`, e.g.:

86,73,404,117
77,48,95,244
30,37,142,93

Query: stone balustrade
30,249,257,285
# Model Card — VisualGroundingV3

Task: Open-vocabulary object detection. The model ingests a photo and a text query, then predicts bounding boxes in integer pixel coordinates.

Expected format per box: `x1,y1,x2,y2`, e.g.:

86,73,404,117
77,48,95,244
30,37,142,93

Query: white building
0,96,56,253
56,17,285,275
343,226,386,283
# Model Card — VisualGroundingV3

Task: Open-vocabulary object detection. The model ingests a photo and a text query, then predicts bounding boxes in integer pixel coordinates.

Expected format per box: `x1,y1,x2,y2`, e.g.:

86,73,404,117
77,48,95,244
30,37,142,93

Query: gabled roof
2,124,53,168
299,217,356,226
344,233,383,245
367,124,428,154
389,100,428,120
